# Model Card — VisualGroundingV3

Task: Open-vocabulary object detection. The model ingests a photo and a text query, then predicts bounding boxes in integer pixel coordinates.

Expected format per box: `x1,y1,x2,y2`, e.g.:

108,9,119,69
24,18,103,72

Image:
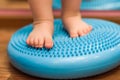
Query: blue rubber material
53,0,120,10
8,19,120,79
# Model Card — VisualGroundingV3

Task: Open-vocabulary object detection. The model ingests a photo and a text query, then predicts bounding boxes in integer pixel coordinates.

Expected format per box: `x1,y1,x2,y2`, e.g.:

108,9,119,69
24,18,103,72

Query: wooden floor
0,0,28,10
0,19,120,80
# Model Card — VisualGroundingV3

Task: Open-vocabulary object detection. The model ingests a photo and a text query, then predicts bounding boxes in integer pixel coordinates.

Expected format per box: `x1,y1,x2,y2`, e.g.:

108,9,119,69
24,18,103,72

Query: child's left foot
62,15,92,38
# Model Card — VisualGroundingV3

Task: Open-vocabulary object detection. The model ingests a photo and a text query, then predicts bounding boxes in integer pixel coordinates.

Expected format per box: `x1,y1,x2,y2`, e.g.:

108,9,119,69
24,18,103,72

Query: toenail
39,44,43,47
70,33,77,36
26,41,29,44
81,33,86,36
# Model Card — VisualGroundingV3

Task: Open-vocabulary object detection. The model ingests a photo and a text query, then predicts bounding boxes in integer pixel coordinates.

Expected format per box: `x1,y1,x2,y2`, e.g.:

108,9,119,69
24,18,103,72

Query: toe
29,37,34,47
89,25,92,31
78,30,86,36
83,29,88,34
38,37,44,48
86,26,92,33
69,31,78,38
34,37,39,48
45,37,53,49
81,26,92,36
80,32,86,36
26,37,30,45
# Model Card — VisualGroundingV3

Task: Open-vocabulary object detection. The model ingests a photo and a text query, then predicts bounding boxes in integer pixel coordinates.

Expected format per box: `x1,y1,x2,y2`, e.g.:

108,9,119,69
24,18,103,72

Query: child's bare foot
62,15,92,38
26,21,53,48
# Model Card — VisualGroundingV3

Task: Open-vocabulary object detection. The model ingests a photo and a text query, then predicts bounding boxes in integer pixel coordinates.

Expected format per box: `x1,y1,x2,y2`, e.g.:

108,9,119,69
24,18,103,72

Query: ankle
62,11,81,18
62,13,81,22
62,14,82,22
33,18,54,26
33,20,54,31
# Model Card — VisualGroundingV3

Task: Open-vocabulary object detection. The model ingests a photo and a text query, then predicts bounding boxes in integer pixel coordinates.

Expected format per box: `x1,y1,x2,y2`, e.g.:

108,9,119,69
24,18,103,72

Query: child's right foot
26,21,54,49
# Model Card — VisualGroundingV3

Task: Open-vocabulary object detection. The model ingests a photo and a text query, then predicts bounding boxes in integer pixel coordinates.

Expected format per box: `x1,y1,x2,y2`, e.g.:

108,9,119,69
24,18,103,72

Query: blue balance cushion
53,0,120,10
8,19,120,79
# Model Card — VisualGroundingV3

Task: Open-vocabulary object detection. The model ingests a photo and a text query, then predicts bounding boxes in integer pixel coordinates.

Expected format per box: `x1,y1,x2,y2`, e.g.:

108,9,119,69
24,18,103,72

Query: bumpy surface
53,0,120,10
9,19,120,57
8,19,120,79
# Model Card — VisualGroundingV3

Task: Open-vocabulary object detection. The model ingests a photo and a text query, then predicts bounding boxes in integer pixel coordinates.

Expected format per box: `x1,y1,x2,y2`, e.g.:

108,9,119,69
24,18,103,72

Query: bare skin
26,21,53,48
26,0,92,49
27,0,54,48
62,0,92,37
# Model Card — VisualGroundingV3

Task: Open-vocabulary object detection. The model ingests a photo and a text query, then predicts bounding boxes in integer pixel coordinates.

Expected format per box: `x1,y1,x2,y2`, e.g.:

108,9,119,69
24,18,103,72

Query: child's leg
62,0,92,38
27,0,54,48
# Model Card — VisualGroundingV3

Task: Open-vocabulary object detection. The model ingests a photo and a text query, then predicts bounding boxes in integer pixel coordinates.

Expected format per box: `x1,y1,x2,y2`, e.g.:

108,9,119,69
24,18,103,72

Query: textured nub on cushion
8,19,120,79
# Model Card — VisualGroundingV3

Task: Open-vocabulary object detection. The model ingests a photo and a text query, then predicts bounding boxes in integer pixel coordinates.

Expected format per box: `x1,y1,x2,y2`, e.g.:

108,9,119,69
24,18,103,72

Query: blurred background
0,0,120,30
53,0,120,10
